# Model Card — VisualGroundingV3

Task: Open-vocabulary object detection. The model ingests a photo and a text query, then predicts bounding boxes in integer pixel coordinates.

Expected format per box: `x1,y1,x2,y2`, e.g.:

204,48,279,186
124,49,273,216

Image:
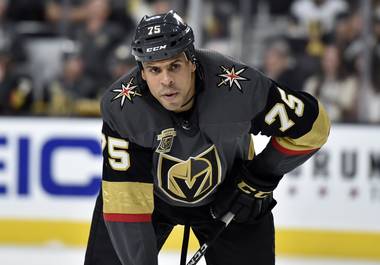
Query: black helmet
131,10,196,63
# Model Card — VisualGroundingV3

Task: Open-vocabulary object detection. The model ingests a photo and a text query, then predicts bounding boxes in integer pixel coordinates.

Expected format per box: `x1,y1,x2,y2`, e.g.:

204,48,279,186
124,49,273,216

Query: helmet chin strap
180,94,195,108
180,71,196,109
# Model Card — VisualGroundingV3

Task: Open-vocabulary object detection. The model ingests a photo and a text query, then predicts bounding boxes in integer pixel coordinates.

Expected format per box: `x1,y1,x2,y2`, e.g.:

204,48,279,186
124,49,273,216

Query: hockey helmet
131,10,196,63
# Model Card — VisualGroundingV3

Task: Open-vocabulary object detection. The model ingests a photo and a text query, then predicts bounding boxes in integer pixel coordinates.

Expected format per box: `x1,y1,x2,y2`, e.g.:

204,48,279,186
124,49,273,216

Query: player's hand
210,164,277,224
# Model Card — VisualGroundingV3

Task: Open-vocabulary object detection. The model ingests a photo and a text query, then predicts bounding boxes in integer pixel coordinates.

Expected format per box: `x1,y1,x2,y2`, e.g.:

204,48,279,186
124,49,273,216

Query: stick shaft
185,212,235,265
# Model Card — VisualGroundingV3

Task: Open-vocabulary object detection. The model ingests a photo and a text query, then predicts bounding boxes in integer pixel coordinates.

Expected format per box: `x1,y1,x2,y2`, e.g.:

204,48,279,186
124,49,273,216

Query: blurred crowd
0,0,379,123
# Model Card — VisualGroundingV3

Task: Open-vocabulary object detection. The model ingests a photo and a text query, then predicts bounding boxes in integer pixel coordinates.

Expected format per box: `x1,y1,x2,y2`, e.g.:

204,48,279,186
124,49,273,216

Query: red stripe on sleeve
271,138,317,155
103,213,152,223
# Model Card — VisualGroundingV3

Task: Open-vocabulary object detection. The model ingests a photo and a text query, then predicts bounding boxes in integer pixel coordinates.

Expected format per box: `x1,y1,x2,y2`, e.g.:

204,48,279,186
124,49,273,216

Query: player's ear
141,69,146,81
191,62,196,72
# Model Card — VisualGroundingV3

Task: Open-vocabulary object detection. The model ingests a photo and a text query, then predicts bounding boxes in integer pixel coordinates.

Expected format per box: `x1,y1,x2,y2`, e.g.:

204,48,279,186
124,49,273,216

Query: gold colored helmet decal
157,145,222,203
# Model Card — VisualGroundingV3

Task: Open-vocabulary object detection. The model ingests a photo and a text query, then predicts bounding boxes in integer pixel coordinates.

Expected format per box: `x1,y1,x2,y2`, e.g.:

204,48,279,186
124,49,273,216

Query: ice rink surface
0,246,379,265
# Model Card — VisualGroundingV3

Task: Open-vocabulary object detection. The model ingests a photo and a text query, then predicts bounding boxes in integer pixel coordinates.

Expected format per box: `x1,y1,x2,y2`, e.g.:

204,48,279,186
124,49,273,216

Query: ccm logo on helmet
146,45,167,53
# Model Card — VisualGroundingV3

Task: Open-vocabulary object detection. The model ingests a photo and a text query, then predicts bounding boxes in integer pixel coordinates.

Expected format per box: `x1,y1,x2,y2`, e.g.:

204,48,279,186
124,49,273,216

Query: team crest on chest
156,128,176,154
217,65,249,92
111,76,142,108
157,145,222,204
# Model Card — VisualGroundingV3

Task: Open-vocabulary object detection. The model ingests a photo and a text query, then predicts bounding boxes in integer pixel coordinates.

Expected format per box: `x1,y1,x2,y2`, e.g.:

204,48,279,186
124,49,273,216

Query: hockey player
84,10,330,265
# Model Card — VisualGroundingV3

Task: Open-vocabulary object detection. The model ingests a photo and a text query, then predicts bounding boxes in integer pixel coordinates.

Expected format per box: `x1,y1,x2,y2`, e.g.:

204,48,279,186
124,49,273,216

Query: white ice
0,246,379,265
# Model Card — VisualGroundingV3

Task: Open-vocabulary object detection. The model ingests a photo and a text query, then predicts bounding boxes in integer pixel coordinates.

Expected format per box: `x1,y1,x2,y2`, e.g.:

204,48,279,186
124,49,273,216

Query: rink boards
0,117,379,260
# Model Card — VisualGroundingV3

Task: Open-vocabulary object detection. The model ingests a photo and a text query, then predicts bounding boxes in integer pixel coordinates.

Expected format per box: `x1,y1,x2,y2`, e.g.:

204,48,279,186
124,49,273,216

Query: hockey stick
186,212,235,265
180,224,191,265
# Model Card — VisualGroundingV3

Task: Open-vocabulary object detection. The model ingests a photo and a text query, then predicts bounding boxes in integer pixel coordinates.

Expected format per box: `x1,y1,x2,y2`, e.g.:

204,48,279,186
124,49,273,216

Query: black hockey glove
211,163,277,224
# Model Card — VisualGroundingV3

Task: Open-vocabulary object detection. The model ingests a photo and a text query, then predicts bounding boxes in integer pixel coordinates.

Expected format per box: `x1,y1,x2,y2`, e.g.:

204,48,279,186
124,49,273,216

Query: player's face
141,53,196,112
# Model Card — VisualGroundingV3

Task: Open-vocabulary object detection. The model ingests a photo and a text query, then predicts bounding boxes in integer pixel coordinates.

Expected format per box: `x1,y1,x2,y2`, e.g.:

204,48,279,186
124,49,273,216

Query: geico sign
0,136,101,196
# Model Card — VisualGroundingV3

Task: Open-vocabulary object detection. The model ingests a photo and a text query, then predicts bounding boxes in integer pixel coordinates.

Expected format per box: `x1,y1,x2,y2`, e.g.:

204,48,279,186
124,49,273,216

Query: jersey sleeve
247,80,330,189
101,121,158,265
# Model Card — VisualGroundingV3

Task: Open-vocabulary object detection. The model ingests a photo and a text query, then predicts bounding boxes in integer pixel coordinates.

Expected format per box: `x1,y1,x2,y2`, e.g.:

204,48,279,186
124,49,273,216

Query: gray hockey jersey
99,49,330,265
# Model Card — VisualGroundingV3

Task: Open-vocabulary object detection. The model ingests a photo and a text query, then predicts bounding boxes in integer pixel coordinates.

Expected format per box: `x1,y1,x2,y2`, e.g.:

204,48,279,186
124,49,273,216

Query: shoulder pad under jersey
194,49,273,124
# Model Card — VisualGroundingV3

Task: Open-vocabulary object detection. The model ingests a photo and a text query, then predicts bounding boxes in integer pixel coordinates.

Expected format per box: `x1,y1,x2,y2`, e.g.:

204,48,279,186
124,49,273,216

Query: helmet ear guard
131,10,196,64
184,43,197,64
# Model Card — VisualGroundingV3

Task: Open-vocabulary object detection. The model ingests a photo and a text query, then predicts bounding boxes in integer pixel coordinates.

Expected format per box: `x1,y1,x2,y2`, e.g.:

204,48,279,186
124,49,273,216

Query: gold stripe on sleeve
102,180,154,214
248,133,255,160
275,101,330,151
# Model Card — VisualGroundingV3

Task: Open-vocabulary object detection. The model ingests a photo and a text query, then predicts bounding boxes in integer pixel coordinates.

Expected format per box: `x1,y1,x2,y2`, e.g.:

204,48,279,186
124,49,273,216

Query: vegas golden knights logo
157,145,222,203
156,128,176,154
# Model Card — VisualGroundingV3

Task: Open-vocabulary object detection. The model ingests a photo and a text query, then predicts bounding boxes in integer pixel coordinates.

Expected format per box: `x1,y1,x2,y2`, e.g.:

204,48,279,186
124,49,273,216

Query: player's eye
148,66,160,74
169,63,180,71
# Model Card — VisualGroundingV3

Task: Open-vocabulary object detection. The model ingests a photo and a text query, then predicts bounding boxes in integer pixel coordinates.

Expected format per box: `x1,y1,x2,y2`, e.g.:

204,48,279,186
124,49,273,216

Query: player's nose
160,70,174,87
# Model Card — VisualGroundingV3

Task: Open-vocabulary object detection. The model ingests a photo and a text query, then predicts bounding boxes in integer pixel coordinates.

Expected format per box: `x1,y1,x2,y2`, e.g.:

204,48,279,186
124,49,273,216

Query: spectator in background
74,0,125,90
266,0,295,15
340,9,364,74
0,0,27,64
0,0,12,50
0,50,33,115
107,0,136,34
287,0,349,77
7,0,46,22
148,0,173,14
107,44,136,81
372,10,380,89
127,0,175,25
42,51,97,116
262,39,302,91
367,12,380,123
290,0,348,36
303,44,358,122
45,0,87,35
45,0,136,37
326,11,354,53
203,0,235,54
